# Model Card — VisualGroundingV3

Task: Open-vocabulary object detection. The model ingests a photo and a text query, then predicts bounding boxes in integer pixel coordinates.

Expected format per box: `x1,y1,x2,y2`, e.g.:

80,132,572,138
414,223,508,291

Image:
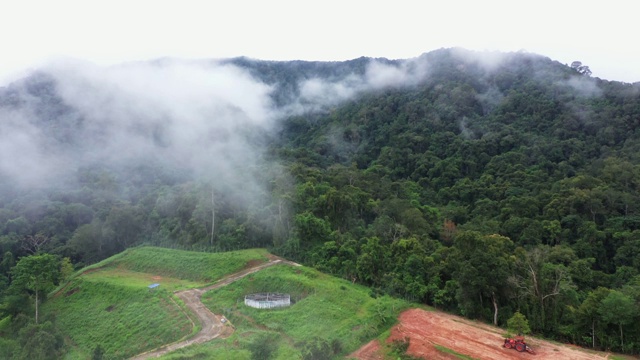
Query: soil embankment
349,308,615,360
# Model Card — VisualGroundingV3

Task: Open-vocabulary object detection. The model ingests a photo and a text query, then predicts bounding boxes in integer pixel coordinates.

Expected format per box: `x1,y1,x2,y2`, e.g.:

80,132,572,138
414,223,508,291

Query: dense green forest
2,48,640,357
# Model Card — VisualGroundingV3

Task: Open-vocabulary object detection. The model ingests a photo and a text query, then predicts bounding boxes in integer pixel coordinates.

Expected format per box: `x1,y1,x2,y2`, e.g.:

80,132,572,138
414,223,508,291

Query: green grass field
43,246,271,359
159,264,411,359
91,246,271,283
48,280,193,359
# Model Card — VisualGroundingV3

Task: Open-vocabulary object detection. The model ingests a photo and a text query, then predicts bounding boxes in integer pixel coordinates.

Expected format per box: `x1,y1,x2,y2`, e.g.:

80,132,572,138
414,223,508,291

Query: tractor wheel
515,343,525,352
504,341,512,349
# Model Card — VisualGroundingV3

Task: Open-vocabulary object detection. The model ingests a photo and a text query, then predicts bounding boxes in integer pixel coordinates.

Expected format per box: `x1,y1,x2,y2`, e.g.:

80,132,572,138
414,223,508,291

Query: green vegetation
434,345,480,360
387,337,422,360
97,246,271,284
157,264,410,359
47,281,191,359
82,268,200,291
9,253,60,324
2,48,640,356
507,311,531,336
37,247,268,359
609,356,639,360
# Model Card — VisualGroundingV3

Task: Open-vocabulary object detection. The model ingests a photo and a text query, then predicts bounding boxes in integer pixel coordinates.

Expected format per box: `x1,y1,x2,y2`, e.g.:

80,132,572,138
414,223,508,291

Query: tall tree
509,245,573,332
21,233,50,255
9,254,60,324
574,287,610,348
598,290,637,350
570,61,592,76
452,231,514,325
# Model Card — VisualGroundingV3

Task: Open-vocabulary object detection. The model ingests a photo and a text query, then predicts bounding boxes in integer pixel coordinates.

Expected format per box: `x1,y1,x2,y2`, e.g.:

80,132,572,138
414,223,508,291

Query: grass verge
434,345,480,360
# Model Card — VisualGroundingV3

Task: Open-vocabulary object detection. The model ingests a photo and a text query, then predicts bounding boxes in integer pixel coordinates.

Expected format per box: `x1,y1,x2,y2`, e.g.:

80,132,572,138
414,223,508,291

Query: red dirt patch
350,308,614,360
348,339,383,360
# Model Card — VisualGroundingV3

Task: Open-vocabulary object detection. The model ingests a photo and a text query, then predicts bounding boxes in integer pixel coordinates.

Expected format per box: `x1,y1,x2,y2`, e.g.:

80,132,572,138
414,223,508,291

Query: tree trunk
592,320,595,348
492,294,498,326
35,287,39,324
540,296,545,330
620,323,624,350
210,187,215,247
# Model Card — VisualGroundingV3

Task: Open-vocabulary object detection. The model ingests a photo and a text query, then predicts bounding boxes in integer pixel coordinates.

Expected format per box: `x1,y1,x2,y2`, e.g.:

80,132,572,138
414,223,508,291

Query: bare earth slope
349,308,618,360
130,257,299,359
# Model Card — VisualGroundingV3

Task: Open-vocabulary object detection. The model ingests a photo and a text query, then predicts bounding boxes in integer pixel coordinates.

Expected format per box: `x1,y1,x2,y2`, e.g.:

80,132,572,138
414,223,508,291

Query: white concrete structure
244,293,291,309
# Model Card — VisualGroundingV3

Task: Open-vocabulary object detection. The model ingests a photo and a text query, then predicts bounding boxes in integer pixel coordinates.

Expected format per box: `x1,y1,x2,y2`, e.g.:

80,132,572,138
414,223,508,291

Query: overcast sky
1,0,637,85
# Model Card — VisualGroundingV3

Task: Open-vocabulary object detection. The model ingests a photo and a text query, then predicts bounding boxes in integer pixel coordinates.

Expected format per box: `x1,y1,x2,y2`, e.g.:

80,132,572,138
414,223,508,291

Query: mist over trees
2,48,640,356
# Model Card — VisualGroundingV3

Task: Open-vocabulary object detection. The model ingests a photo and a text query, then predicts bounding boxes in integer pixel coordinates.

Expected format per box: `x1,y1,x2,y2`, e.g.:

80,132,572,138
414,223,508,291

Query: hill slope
2,48,640,355
351,308,638,360
44,247,271,359
43,247,409,359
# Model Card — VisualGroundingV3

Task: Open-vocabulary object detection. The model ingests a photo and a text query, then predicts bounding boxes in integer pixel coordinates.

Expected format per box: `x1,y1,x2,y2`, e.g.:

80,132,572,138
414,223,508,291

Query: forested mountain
2,48,640,357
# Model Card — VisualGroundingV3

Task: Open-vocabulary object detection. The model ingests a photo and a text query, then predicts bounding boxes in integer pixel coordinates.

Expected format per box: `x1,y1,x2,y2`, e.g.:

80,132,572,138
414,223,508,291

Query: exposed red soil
349,308,614,360
348,339,383,360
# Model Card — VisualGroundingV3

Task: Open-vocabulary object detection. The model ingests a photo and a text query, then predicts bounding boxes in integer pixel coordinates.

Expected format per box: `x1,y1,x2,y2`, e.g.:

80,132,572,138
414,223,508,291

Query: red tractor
503,335,535,354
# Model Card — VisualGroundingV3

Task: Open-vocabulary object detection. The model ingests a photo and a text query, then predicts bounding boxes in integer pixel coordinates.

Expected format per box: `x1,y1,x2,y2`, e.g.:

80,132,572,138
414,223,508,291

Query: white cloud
563,76,603,98
0,109,64,187
0,58,281,204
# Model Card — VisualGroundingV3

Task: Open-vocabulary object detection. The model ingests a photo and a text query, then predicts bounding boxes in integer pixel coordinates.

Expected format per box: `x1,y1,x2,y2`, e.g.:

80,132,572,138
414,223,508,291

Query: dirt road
349,308,616,360
130,258,299,359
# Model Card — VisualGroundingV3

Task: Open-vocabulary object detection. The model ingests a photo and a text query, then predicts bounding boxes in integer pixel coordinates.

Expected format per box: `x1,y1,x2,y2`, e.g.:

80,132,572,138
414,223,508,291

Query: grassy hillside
80,246,272,283
42,246,410,359
159,264,411,359
43,246,271,359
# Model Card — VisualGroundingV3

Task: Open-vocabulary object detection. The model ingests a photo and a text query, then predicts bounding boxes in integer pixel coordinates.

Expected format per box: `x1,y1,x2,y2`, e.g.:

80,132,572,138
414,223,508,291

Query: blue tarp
148,283,160,289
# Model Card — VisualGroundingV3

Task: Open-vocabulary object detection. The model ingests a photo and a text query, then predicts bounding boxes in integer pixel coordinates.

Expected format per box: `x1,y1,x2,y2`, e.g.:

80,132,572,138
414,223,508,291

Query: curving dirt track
130,258,300,359
349,308,614,360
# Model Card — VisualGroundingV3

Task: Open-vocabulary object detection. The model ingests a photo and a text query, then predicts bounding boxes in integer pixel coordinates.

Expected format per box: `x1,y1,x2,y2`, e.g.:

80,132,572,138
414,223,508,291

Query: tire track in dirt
130,258,300,359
